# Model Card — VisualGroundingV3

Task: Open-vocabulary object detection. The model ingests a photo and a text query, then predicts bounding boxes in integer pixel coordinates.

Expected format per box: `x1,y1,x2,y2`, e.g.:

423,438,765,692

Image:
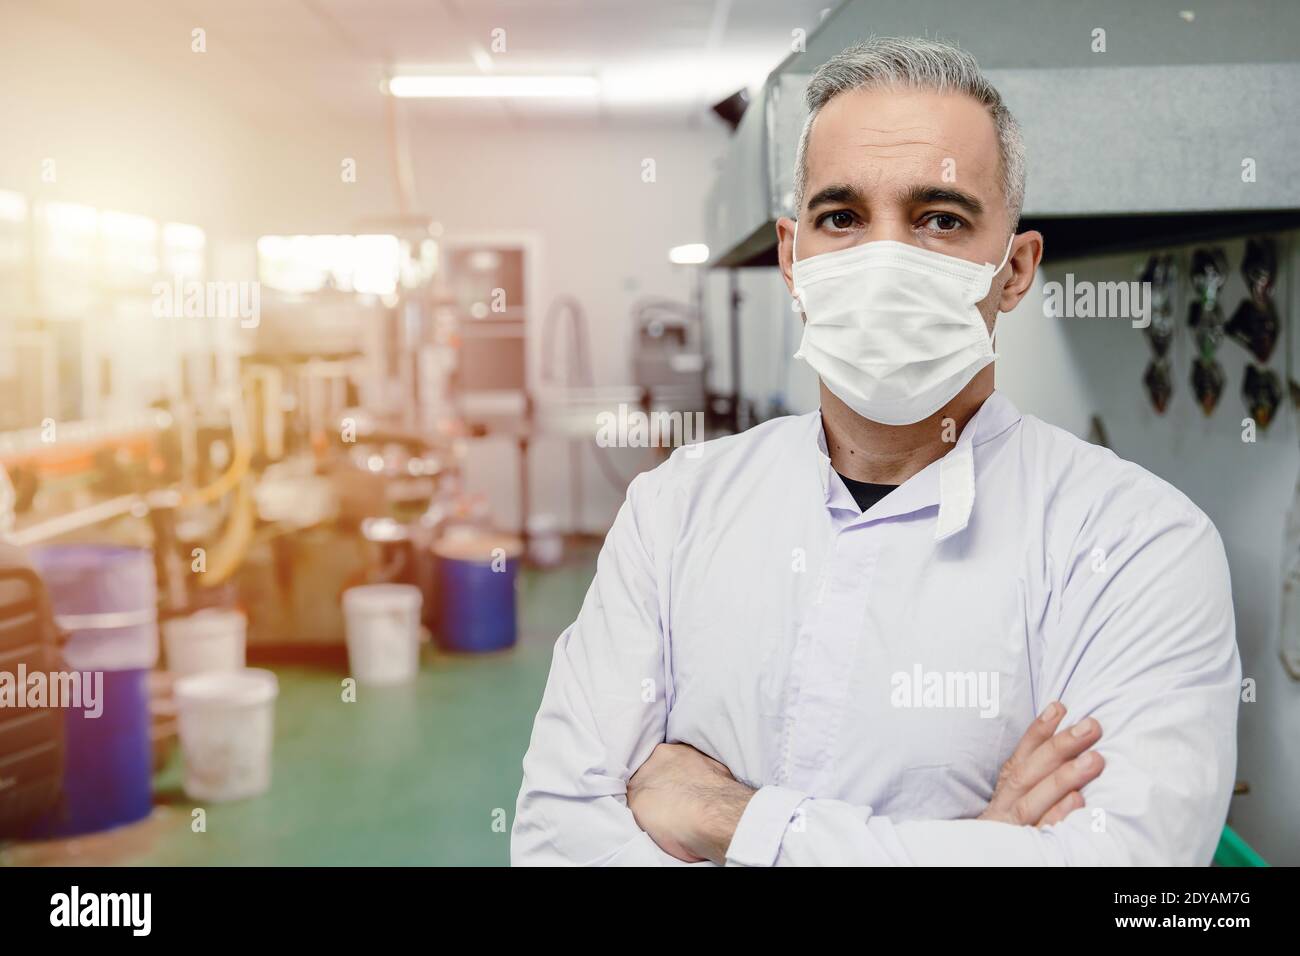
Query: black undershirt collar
836,472,898,513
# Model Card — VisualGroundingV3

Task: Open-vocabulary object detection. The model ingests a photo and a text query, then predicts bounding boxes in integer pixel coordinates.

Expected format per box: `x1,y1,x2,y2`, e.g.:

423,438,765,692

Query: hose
178,384,253,508
197,477,256,588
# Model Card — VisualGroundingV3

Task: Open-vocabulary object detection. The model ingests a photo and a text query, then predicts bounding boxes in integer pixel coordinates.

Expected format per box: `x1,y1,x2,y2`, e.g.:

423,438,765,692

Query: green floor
5,559,591,867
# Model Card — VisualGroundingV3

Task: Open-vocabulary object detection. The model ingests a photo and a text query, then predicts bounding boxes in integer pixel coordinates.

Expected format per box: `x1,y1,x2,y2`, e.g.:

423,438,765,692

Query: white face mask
792,227,1014,426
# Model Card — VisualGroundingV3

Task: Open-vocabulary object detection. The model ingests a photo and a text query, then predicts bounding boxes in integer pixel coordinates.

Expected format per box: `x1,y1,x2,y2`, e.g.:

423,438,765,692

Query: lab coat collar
812,391,1022,540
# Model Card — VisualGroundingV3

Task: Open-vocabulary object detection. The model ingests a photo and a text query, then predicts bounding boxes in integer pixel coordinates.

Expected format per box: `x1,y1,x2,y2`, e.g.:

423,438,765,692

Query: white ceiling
29,0,835,126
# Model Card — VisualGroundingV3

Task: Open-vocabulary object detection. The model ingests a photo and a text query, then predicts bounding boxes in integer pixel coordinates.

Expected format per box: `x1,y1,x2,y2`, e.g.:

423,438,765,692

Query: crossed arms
511,471,1241,866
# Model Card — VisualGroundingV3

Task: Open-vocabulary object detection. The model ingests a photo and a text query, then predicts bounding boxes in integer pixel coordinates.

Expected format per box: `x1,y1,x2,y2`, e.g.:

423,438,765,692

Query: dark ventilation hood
706,0,1300,268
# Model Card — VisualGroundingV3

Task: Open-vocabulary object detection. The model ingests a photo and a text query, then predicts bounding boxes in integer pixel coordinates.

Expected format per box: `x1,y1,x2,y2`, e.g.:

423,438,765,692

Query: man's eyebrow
805,182,986,217
805,183,864,211
902,184,985,216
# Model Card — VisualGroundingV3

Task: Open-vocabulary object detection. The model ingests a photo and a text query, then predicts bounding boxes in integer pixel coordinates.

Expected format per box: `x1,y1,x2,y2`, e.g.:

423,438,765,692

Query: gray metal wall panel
990,63,1300,215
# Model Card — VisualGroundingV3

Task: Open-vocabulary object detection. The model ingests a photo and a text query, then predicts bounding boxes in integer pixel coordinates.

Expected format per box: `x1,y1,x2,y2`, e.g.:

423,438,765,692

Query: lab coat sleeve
725,493,1241,866
511,467,704,866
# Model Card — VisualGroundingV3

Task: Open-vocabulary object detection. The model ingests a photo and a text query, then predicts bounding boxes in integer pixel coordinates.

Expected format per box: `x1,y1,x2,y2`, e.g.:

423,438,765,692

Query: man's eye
820,210,857,231
924,213,964,232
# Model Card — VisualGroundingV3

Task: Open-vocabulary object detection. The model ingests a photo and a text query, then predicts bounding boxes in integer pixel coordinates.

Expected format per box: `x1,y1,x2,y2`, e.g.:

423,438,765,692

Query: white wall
0,5,257,235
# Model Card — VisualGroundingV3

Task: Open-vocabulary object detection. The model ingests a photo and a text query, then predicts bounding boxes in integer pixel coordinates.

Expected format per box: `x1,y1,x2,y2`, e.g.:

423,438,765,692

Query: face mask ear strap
984,234,1018,317
790,221,803,307
994,233,1015,274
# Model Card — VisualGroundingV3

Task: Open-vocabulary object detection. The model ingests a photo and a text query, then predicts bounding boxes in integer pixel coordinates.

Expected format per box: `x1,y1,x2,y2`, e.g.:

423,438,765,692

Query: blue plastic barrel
27,545,157,837
433,533,521,653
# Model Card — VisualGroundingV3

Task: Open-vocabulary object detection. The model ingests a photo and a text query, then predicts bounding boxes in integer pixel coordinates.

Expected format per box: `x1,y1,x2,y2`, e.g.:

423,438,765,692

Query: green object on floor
1213,825,1267,867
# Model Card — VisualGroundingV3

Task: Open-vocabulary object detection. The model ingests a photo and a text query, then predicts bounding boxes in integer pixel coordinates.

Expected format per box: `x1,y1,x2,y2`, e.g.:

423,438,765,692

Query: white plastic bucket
163,609,247,677
342,583,423,686
174,668,278,802
526,513,564,567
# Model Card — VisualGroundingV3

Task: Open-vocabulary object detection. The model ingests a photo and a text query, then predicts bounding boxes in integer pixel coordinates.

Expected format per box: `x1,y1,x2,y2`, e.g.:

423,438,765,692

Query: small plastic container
163,608,247,678
526,513,564,567
174,668,279,802
341,583,423,685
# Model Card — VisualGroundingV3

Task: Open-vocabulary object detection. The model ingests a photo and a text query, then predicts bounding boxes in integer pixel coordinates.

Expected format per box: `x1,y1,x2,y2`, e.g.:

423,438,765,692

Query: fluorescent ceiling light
669,243,710,265
601,52,772,106
388,75,599,98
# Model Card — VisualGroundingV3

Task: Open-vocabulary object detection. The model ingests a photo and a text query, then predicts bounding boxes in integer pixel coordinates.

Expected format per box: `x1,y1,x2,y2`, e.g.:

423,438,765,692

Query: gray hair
794,37,1025,226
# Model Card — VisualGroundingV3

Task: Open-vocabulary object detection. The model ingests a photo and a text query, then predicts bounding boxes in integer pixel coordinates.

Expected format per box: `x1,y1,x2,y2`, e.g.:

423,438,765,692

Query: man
512,37,1240,865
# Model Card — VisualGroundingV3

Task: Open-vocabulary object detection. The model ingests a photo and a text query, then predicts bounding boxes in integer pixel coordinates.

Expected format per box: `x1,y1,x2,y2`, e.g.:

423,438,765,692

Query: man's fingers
1017,717,1102,791
990,711,1099,816
1037,791,1084,828
981,709,1106,826
1014,750,1105,826
1005,701,1066,770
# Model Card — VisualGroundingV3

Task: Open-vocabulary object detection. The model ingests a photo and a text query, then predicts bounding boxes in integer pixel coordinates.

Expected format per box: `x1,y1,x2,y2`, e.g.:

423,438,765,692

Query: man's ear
997,230,1044,313
775,216,797,294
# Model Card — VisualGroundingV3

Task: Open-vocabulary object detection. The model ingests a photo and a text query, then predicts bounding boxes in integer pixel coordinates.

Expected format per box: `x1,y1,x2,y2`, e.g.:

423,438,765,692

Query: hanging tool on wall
1230,237,1283,429
1188,247,1229,415
1140,253,1178,414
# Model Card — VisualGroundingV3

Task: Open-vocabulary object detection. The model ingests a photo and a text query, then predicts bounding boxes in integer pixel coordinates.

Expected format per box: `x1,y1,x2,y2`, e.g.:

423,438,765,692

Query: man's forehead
805,87,1000,198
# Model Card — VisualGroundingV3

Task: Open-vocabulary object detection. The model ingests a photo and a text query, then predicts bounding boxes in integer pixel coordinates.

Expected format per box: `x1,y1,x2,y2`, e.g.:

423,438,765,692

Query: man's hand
626,743,755,864
628,703,1101,864
978,701,1105,827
